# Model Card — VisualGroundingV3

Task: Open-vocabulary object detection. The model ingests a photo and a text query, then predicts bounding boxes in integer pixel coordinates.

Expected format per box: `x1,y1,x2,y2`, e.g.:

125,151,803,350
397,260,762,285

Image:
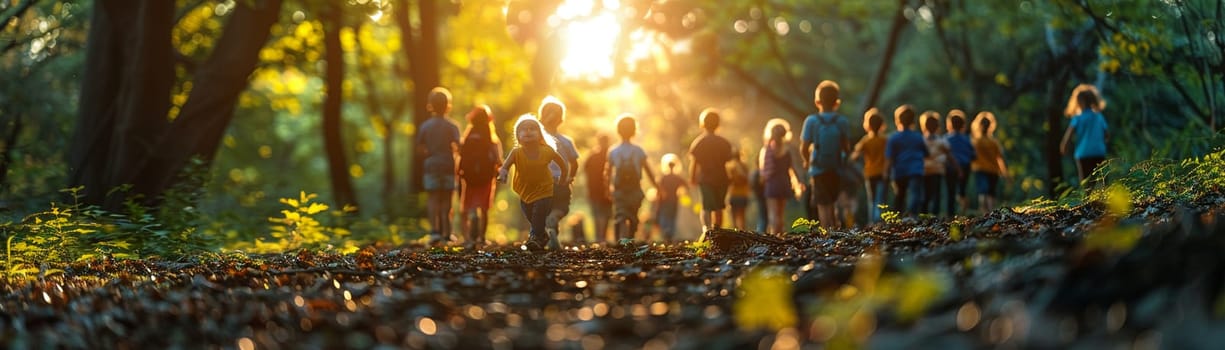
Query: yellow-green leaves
1083,184,1140,254
267,192,349,252
734,266,797,331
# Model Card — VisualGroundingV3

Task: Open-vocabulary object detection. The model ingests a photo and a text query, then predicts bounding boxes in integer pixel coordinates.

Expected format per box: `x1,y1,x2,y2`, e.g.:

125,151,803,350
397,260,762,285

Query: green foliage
254,191,358,253
685,240,712,256
1090,147,1225,205
734,266,797,331
1,186,212,279
880,205,901,225
789,217,826,236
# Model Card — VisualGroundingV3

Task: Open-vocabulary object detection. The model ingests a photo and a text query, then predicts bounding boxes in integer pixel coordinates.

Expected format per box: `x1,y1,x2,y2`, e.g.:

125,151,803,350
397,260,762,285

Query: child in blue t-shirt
884,105,928,216
944,110,975,216
1060,84,1109,189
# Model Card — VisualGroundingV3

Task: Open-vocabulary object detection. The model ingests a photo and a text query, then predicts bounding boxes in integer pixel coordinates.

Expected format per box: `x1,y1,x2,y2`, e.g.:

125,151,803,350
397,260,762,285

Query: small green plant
879,205,901,224
789,217,826,235
266,191,355,252
685,240,712,255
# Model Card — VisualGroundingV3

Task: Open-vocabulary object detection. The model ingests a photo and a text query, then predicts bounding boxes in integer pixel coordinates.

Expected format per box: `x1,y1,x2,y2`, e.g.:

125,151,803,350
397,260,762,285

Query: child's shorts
424,173,457,191
974,171,999,197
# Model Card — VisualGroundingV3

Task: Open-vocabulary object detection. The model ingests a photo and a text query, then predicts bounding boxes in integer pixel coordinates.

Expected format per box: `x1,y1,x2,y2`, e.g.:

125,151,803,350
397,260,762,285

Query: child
655,153,687,242
497,114,569,251
835,164,864,227
457,105,502,248
851,107,888,223
750,168,768,233
759,118,805,234
538,96,580,250
607,114,658,242
971,111,1009,213
1060,84,1109,188
920,111,953,216
726,149,752,230
687,108,734,232
884,105,928,216
800,80,850,230
415,87,460,245
944,109,975,216
583,134,613,242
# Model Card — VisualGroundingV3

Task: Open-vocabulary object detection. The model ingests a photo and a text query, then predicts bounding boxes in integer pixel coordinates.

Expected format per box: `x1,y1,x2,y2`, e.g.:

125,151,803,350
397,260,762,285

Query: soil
3,196,1225,349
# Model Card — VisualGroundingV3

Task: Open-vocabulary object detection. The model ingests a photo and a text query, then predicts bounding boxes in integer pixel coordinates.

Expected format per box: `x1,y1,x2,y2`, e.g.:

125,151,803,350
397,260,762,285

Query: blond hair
1064,84,1107,117
513,113,557,150
971,111,998,138
762,118,793,144
660,153,681,174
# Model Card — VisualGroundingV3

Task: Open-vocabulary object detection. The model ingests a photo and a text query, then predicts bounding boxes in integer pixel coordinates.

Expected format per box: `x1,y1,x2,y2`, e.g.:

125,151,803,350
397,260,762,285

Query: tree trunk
0,113,23,192
396,1,443,202
861,0,909,114
70,0,283,209
68,0,175,207
322,2,359,211
1045,71,1070,197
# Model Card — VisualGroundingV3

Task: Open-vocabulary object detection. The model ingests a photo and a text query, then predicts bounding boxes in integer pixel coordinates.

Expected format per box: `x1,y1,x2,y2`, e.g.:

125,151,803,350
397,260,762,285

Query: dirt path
3,197,1225,349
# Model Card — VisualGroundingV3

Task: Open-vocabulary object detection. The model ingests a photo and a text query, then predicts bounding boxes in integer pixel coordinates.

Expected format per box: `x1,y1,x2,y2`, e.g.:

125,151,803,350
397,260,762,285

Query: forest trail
4,194,1225,348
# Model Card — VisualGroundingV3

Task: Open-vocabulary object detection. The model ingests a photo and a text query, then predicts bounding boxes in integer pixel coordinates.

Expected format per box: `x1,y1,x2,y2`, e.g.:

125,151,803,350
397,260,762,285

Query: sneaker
522,240,545,252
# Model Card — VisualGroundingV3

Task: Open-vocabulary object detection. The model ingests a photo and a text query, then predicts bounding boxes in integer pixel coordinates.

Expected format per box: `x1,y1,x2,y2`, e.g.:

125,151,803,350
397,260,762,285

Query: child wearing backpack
538,96,579,250
416,87,461,245
971,111,1009,213
687,108,734,232
497,114,569,252
1060,84,1109,188
458,105,502,248
655,153,687,242
944,109,975,215
800,80,850,230
760,118,805,234
607,114,658,242
884,105,928,216
851,107,887,223
920,111,953,216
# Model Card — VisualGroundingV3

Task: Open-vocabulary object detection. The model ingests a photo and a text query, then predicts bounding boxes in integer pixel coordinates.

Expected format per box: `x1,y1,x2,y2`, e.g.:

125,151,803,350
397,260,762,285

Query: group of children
417,80,1110,250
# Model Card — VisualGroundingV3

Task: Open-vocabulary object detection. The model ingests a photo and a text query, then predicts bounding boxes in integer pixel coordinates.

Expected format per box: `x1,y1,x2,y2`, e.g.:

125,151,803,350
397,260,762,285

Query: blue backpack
810,113,845,171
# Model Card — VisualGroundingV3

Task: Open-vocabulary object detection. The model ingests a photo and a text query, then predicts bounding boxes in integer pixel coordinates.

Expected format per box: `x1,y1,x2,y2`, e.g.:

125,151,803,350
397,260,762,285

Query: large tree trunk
69,0,283,209
322,2,359,210
69,1,174,207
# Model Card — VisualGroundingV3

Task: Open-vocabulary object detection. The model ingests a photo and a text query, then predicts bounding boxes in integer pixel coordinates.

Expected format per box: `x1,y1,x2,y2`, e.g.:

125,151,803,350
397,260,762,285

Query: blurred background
0,0,1220,245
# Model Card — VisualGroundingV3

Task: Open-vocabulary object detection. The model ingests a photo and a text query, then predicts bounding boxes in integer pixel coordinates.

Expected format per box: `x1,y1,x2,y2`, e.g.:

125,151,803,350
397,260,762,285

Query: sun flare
555,0,623,80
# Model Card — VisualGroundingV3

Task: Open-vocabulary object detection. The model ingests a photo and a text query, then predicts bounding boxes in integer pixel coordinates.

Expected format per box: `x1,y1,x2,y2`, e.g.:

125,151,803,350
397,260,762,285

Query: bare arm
552,152,570,184
688,155,699,184
497,149,516,183
800,141,812,169
1060,125,1075,156
643,162,658,189
850,138,865,161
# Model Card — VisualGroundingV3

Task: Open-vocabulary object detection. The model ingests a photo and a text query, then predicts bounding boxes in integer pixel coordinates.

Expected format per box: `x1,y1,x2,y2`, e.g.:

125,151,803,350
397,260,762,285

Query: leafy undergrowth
2,191,1225,349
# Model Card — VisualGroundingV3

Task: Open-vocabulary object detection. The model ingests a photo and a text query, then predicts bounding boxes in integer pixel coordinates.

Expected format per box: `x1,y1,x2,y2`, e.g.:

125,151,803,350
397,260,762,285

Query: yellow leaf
1083,226,1142,253
733,266,797,331
1105,184,1132,217
305,203,330,215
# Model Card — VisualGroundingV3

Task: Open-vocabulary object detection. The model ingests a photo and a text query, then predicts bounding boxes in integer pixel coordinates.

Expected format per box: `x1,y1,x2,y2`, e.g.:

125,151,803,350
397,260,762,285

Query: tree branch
757,0,807,102
721,60,807,118
1072,0,1116,40
0,0,37,36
